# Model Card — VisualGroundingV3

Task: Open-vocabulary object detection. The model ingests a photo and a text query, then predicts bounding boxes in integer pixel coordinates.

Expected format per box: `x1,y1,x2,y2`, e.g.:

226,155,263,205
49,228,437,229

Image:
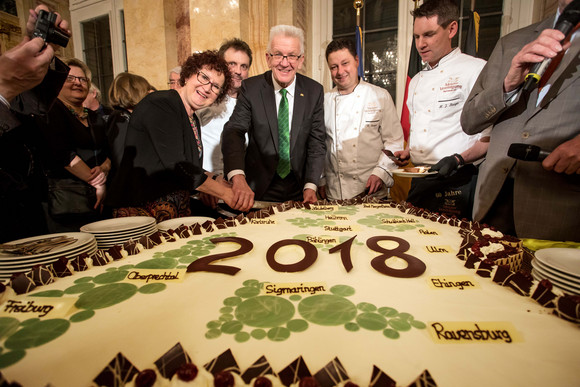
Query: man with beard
199,39,252,176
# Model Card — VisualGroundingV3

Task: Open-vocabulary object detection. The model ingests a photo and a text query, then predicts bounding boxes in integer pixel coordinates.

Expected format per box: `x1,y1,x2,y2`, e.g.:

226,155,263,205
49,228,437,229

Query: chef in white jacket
319,39,404,200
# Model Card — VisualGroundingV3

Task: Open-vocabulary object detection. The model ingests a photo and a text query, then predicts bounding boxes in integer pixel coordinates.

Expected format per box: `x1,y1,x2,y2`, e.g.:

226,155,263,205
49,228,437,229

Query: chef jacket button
521,132,530,139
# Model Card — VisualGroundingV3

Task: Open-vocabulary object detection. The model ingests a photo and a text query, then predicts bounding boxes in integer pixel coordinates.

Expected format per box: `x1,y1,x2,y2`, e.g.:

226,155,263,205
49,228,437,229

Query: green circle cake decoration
235,296,295,328
356,312,388,331
298,294,357,326
64,283,96,294
4,319,70,350
69,310,95,323
287,319,308,332
93,270,130,284
75,283,137,310
138,283,167,294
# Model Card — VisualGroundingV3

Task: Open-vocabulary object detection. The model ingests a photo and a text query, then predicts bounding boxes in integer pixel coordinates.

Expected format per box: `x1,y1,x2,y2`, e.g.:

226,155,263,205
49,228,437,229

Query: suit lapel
534,41,580,113
261,71,280,152
291,74,305,150
531,17,580,116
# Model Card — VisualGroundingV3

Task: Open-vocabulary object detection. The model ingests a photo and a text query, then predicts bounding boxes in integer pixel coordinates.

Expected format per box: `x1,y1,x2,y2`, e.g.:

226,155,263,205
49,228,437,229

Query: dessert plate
157,217,214,231
80,217,156,234
535,248,580,279
532,262,580,292
532,258,580,284
0,233,95,260
532,269,580,295
392,167,437,178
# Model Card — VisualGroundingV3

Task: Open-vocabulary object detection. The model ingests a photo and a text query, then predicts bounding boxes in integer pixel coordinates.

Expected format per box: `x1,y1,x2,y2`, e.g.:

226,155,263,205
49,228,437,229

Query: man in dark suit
222,25,326,211
461,0,580,241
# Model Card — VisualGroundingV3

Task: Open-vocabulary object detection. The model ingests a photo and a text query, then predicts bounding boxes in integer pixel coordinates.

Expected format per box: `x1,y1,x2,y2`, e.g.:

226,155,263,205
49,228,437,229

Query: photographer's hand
26,6,70,47
0,38,54,102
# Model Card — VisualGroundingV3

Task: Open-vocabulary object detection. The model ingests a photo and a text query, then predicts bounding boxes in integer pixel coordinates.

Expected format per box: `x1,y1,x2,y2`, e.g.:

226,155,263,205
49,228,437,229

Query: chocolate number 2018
187,235,426,278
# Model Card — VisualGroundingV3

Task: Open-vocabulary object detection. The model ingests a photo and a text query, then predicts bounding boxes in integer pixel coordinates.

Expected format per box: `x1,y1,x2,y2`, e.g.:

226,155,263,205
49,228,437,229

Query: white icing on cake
1,203,579,386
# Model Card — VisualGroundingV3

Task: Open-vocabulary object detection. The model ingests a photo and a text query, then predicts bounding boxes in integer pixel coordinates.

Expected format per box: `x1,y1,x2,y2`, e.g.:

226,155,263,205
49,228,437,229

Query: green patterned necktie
277,88,291,178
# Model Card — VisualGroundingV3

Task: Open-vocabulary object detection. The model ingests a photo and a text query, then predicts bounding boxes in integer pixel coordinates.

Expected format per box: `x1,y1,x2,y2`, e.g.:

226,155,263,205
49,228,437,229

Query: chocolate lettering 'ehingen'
187,237,253,276
266,240,318,273
366,236,426,278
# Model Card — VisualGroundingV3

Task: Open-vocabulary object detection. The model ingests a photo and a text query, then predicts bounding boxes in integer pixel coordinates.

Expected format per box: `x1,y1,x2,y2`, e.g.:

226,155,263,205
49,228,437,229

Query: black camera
33,10,69,48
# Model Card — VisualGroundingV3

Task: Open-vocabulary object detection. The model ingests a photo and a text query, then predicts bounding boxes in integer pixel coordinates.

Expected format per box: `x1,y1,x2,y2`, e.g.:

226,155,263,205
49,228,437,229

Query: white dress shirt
199,95,237,175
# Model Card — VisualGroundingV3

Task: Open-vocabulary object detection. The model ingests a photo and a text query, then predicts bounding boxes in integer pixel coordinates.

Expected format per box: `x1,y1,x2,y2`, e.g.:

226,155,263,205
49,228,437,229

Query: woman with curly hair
106,51,235,221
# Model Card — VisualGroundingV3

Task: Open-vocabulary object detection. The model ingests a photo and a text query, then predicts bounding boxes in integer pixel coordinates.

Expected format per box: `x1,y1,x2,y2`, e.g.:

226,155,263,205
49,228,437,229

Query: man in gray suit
223,25,326,211
461,0,580,241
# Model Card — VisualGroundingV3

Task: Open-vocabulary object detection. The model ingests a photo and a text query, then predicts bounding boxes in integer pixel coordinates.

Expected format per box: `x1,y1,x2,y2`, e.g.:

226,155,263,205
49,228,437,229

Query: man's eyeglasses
197,71,222,94
268,53,302,64
66,75,89,85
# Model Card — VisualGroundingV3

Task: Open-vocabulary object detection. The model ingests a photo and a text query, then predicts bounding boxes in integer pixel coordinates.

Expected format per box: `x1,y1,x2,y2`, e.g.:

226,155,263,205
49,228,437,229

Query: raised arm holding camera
0,6,71,243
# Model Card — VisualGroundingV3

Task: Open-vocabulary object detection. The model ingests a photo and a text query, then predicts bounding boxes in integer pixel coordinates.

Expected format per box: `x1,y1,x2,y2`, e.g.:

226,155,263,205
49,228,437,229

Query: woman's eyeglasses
197,71,222,94
65,75,89,85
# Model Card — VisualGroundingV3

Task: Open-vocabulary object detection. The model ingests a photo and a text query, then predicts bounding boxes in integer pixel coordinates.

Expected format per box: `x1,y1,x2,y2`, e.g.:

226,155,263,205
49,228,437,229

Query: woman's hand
88,166,107,187
94,184,106,210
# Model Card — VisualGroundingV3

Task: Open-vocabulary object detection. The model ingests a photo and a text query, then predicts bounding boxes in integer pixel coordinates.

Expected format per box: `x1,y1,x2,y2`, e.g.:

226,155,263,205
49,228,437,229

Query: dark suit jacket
106,90,206,207
461,15,580,241
0,58,68,242
222,71,326,200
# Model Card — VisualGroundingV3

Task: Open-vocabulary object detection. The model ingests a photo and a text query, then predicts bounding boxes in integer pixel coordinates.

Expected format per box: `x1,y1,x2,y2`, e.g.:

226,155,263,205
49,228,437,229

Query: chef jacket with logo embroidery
407,48,490,165
322,79,404,200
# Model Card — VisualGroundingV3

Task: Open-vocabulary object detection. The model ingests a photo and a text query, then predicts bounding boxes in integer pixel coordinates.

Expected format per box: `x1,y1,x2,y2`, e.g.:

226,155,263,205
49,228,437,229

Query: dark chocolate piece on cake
475,259,495,278
214,218,228,230
313,357,350,387
91,249,110,266
9,272,36,295
554,295,580,324
51,256,73,277
369,365,396,387
407,369,437,387
159,230,176,242
201,221,214,232
107,245,125,260
70,252,90,272
223,218,238,228
175,225,192,238
93,352,139,387
123,240,141,256
154,342,192,380
241,355,276,384
278,356,311,386
148,231,165,245
190,223,202,235
531,279,557,307
138,235,154,249
505,271,533,296
29,265,54,286
204,348,240,376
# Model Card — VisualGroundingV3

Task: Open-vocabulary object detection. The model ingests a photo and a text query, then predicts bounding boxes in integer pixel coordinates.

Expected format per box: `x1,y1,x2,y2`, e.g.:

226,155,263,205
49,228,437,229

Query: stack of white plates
0,232,97,282
532,248,580,295
80,217,157,249
157,216,214,231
